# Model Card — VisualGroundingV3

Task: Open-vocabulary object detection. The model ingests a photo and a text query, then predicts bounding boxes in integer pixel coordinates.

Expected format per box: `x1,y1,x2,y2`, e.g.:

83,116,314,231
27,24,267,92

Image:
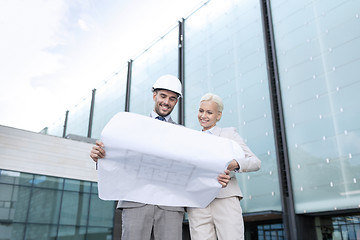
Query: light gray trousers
121,204,184,240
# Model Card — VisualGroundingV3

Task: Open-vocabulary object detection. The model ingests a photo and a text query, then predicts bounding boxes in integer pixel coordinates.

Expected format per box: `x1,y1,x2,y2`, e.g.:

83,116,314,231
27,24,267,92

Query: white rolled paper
97,112,244,208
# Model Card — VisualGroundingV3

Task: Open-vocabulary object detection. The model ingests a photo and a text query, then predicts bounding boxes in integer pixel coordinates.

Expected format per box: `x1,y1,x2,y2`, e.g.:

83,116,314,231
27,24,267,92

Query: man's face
153,89,179,117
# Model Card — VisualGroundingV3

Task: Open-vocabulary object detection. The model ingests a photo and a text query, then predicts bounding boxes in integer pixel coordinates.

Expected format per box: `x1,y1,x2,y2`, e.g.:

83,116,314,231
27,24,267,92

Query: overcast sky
0,0,203,132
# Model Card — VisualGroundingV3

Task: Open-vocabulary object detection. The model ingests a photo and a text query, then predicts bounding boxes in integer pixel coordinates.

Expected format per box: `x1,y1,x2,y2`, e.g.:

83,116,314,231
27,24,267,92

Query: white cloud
0,0,204,132
78,19,89,31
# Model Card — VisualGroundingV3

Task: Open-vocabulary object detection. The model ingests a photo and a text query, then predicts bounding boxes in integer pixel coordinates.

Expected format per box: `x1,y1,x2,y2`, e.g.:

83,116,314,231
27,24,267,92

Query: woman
187,93,261,240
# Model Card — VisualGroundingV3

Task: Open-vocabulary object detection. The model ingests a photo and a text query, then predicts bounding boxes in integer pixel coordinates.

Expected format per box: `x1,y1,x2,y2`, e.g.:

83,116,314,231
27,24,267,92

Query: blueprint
123,150,196,186
97,112,244,208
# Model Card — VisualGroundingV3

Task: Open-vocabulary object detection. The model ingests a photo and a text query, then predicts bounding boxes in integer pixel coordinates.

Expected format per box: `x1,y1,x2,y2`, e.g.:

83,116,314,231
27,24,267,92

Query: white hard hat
152,75,182,97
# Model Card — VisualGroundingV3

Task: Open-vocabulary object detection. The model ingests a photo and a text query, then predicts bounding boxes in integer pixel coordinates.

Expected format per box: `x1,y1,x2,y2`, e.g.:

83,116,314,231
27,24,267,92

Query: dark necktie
156,116,166,121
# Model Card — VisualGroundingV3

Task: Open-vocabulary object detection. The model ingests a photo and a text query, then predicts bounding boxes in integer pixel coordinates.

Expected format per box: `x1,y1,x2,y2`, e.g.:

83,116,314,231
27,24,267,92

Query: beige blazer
212,126,261,199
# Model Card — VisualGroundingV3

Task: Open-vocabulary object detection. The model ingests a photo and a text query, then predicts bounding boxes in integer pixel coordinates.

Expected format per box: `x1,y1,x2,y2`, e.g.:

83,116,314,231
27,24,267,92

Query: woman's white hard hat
152,75,182,97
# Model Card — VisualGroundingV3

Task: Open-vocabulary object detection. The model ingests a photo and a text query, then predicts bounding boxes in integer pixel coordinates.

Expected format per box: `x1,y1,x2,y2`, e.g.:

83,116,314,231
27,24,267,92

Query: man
90,75,230,240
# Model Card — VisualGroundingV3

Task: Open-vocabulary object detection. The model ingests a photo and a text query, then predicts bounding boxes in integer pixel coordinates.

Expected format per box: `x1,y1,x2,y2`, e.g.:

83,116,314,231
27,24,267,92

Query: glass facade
0,170,115,240
91,68,128,139
270,0,360,213
184,0,280,213
130,25,180,120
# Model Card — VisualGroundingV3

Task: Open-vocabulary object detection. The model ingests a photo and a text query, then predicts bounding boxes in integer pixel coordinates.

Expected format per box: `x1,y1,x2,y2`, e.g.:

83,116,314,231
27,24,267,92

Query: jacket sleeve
230,128,261,173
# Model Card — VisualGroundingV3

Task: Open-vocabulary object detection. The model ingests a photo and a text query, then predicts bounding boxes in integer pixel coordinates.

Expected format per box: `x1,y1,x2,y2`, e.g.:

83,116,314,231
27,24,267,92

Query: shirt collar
151,110,171,122
202,125,215,134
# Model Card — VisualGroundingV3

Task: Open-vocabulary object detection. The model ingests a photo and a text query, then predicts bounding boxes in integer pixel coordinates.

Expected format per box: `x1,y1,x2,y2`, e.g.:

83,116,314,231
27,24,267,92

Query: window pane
91,182,98,195
64,179,91,193
66,95,92,137
0,184,31,223
18,173,34,186
28,188,62,224
0,170,33,186
270,0,360,213
88,195,114,227
60,192,90,226
25,224,57,240
32,175,63,190
87,227,113,240
0,223,25,240
13,186,31,222
58,225,87,240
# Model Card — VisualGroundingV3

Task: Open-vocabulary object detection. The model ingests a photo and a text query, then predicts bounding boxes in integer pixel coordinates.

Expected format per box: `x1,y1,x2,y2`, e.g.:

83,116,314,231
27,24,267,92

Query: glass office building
0,125,116,240
43,0,359,239
0,170,114,240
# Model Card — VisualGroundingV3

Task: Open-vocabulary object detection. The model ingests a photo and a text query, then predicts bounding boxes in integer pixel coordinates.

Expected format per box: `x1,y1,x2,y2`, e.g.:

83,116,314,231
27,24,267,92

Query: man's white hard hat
152,75,182,97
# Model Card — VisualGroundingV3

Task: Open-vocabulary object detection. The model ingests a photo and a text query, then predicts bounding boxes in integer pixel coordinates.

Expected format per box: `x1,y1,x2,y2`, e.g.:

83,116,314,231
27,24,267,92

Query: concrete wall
0,125,97,182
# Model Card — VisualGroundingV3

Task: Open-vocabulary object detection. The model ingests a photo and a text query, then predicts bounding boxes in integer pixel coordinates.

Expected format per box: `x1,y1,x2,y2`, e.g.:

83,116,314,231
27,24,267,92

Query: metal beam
125,60,133,112
259,0,298,239
87,88,96,138
62,110,69,138
178,19,185,125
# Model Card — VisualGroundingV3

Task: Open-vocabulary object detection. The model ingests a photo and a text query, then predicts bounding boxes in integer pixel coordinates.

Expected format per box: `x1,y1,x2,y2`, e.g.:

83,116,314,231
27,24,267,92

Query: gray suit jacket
212,126,261,199
117,115,185,212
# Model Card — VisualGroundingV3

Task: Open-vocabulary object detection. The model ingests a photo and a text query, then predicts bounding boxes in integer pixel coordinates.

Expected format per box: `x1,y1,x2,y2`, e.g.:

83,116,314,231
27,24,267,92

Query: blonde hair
200,93,224,112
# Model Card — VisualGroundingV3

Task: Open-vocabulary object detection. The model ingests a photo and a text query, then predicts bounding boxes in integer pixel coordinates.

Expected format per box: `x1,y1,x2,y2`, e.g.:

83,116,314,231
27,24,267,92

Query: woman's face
198,100,222,131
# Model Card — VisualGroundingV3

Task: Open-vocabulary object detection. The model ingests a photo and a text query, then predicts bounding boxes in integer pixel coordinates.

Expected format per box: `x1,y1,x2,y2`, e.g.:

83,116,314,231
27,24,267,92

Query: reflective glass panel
0,223,25,240
91,182,98,194
32,175,63,190
28,188,62,224
0,170,33,186
184,0,280,212
0,185,31,222
91,67,127,139
130,26,179,122
59,192,90,226
66,94,92,137
64,179,91,193
25,224,57,240
10,186,31,222
57,225,87,240
88,194,115,227
46,117,64,137
270,0,360,212
86,227,113,240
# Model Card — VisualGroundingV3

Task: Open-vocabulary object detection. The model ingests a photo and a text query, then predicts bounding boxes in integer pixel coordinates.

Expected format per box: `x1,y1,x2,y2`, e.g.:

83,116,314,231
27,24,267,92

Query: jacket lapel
212,126,221,136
